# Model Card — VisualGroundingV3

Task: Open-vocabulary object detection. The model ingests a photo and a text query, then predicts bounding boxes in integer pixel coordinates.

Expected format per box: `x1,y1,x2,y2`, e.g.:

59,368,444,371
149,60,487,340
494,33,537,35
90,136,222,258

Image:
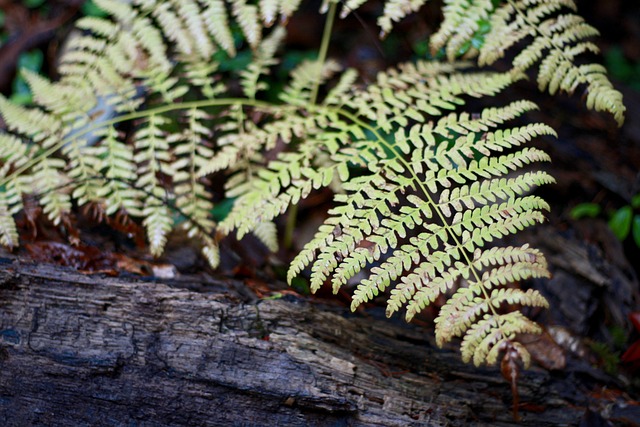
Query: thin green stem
0,98,285,189
283,203,298,250
284,1,337,249
309,0,338,106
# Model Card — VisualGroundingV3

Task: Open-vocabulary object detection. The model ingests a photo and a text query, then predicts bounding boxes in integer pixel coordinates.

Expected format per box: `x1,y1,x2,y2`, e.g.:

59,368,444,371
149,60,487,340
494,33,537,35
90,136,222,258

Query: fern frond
64,142,103,207
94,126,142,216
466,0,624,124
461,311,542,366
232,0,263,49
220,104,360,240
279,0,303,22
174,0,215,58
379,0,428,37
240,26,287,99
270,62,556,366
0,173,31,249
200,233,221,269
0,190,19,249
340,66,518,133
153,2,197,57
436,247,549,345
171,107,218,263
130,15,173,72
0,95,62,144
0,133,32,171
222,151,340,238
323,68,359,107
34,157,72,225
201,0,237,56
260,0,279,27
133,114,176,255
23,71,92,120
430,0,494,60
94,0,137,24
253,220,279,252
280,60,342,107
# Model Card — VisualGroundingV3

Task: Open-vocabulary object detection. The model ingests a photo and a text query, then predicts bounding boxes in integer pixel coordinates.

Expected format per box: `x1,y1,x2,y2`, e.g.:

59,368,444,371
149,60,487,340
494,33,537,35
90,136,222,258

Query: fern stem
284,1,337,249
283,203,298,250
309,0,338,106
0,98,285,189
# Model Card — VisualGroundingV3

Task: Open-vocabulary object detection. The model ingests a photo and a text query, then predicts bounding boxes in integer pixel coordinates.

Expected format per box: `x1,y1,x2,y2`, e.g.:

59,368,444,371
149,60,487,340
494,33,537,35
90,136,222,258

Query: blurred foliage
0,0,108,105
605,46,640,91
571,194,640,248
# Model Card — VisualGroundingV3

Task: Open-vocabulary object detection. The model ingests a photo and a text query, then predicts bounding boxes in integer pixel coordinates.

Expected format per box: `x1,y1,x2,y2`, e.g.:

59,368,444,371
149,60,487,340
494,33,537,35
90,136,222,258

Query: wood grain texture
0,260,618,426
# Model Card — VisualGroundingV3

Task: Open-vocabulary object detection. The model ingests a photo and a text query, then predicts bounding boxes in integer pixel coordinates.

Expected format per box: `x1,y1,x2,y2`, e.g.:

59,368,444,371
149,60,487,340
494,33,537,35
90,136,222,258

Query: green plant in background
571,194,640,248
0,0,626,371
605,46,640,91
0,0,111,105
0,2,45,105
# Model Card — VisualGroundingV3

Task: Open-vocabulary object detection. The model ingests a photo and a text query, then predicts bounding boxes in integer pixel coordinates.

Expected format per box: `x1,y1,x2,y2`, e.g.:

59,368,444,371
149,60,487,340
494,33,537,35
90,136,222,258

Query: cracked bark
0,260,625,426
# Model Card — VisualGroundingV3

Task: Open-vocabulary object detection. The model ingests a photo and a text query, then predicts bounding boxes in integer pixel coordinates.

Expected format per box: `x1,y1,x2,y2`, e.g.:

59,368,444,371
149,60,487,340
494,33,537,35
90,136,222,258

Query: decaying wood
0,260,632,426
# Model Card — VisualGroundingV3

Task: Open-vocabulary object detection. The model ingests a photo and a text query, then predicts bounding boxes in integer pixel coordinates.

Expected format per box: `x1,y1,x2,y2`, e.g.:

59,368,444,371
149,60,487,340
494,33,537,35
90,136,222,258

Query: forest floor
0,0,639,425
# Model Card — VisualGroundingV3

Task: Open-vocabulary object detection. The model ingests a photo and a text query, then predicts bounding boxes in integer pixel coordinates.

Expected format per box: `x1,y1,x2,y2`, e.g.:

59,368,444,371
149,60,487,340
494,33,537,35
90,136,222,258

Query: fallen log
0,260,631,426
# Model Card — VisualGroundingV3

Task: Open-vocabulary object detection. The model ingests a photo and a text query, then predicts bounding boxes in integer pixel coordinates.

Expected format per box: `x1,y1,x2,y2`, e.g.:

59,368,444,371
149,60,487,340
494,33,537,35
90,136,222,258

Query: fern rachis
0,0,625,374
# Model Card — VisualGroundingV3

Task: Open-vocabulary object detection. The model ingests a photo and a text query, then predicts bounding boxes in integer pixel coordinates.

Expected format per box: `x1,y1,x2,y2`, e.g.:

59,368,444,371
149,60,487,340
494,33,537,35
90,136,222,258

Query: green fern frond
156,3,195,55
268,62,555,366
436,248,549,345
260,0,279,26
0,190,20,249
0,133,32,171
253,221,279,252
201,0,237,56
174,0,216,58
279,0,303,22
233,0,263,49
33,157,72,225
430,0,494,60
133,114,176,255
240,26,287,99
94,0,137,23
64,142,103,207
94,126,142,216
0,169,30,249
323,68,359,107
433,0,626,125
377,0,429,38
0,95,62,143
280,60,342,107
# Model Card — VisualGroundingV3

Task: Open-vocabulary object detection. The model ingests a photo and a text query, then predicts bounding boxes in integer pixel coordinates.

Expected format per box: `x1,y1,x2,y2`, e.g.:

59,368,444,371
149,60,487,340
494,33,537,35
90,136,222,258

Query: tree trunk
0,261,631,426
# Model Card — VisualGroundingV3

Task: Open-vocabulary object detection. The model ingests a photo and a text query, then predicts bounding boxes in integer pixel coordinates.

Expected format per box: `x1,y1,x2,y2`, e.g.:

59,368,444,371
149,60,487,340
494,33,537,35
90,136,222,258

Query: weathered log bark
0,260,630,426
